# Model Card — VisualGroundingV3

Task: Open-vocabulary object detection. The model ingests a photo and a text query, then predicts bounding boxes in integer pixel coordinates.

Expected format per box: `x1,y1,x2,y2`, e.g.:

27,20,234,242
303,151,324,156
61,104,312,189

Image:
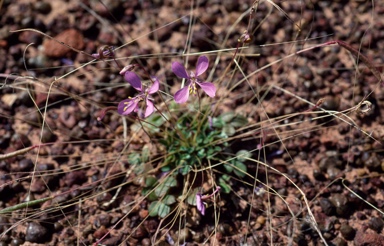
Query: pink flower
195,186,221,216
91,46,115,59
172,55,216,104
117,71,159,118
196,192,205,215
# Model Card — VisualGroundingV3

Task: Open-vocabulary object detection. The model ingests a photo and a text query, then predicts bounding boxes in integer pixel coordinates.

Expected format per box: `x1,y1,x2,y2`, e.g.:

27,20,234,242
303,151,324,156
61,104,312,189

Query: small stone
141,238,151,246
319,198,335,215
330,193,349,216
10,238,24,246
93,225,108,240
322,96,339,111
43,29,84,58
34,2,52,14
139,209,149,219
132,225,147,239
1,94,18,107
96,214,111,227
30,179,46,193
333,237,347,246
102,235,122,246
64,170,87,186
25,222,48,243
340,223,355,240
18,158,33,171
369,217,384,233
41,128,56,143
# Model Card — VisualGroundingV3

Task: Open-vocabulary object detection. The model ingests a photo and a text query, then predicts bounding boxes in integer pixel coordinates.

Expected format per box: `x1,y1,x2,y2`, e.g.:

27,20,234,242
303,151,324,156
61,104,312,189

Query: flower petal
148,77,160,94
174,85,190,104
196,193,205,215
117,98,139,115
119,65,135,75
124,71,142,91
195,56,209,76
144,99,155,118
197,82,216,98
172,62,189,79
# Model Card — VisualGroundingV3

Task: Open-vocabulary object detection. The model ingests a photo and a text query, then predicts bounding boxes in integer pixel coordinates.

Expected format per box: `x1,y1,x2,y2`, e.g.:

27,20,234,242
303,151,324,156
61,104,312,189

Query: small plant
126,105,249,217
102,54,252,219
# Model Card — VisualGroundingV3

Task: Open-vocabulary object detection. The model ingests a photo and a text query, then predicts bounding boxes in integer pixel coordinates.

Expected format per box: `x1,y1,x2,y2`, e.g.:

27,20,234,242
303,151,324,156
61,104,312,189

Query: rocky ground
1,0,384,245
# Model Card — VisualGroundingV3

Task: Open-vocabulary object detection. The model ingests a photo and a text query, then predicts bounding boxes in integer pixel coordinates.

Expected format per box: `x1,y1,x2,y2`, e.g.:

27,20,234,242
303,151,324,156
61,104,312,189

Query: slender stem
0,197,54,214
326,40,382,83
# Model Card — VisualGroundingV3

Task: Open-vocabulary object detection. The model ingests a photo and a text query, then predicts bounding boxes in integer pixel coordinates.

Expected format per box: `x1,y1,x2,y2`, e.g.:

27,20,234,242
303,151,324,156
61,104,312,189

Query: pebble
29,178,46,193
40,128,56,143
330,193,349,216
43,29,84,58
95,213,111,227
18,158,33,171
322,96,339,111
340,223,355,240
93,225,108,240
319,198,335,215
333,237,347,246
25,222,48,243
369,217,384,233
10,238,24,246
102,235,122,246
64,170,87,186
34,2,52,14
131,225,148,239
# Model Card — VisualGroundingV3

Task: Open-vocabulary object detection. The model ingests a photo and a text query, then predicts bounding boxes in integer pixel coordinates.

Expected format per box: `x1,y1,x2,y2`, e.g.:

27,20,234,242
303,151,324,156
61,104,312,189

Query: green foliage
131,111,251,217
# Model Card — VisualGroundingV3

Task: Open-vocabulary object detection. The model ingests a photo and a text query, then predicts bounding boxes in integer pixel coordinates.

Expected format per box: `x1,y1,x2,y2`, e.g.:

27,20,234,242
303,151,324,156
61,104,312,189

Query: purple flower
172,55,216,104
195,186,221,216
91,46,115,59
196,192,205,215
117,71,159,118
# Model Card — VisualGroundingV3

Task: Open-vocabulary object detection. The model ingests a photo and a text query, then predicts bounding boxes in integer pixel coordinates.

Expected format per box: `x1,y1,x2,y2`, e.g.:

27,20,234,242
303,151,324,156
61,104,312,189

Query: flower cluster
116,55,216,118
117,71,159,118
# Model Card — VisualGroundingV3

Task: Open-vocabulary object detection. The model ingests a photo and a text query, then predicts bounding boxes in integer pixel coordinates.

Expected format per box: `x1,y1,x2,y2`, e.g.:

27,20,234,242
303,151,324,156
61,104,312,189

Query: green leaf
236,150,252,162
218,180,231,193
221,174,231,182
223,125,235,136
212,117,224,128
132,113,165,133
230,115,248,127
148,201,170,217
142,188,158,201
128,153,141,165
145,176,158,188
221,112,235,123
223,163,233,173
234,161,247,178
163,195,176,205
157,203,170,218
148,201,159,217
186,189,199,205
179,165,190,175
141,146,150,162
155,184,170,197
197,148,205,158
161,166,171,172
163,176,177,187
